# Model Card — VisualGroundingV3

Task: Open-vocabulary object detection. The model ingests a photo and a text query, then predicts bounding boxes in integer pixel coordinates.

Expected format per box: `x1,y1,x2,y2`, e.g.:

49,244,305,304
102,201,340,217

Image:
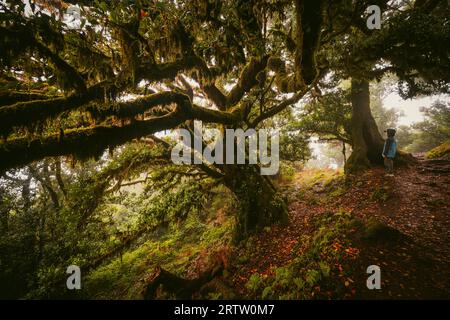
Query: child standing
382,128,397,175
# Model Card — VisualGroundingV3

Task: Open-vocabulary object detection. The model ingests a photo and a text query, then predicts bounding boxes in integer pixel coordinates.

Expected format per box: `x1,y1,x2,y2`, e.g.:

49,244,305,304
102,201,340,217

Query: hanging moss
116,21,140,85
1,21,87,94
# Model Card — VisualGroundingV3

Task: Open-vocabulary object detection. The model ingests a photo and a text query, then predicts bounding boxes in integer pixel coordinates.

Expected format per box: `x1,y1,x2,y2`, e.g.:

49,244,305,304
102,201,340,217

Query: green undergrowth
245,210,363,299
293,169,346,203
82,188,236,299
83,215,234,299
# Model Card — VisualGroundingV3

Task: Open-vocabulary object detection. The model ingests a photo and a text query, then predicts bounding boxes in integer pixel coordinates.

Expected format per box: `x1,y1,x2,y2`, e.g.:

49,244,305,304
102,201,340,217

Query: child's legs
384,157,393,173
388,158,394,173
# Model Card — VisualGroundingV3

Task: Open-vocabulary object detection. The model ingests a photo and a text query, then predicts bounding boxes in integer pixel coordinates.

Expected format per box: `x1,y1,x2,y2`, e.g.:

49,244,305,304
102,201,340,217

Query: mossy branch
0,90,53,106
226,56,269,108
0,92,241,173
0,83,105,137
199,56,269,112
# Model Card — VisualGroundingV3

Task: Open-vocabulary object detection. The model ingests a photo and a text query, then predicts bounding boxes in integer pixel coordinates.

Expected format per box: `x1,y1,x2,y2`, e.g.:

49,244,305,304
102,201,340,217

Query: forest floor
84,155,450,300
227,155,450,299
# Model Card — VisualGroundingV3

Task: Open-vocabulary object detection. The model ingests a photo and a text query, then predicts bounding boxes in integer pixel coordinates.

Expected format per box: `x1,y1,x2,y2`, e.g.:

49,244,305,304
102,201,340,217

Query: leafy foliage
401,101,450,152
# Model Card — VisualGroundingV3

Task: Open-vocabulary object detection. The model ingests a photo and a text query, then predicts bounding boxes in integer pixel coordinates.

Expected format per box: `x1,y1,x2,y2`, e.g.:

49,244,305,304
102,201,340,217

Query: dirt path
340,158,450,298
229,157,450,299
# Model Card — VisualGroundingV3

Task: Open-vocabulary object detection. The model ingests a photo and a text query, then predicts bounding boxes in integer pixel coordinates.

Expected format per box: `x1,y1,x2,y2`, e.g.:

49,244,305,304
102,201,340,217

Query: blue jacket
383,137,397,158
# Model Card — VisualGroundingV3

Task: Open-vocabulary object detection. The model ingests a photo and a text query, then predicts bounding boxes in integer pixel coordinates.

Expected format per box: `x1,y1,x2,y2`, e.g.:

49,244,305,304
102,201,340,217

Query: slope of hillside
81,156,450,299
228,157,450,299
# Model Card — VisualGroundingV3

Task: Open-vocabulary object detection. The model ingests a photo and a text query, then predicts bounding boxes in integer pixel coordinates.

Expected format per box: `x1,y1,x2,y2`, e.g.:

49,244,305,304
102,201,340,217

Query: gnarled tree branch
0,92,242,173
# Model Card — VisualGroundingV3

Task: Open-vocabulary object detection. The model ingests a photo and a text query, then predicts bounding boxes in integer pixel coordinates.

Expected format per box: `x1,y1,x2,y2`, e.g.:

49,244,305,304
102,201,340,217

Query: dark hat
385,128,396,136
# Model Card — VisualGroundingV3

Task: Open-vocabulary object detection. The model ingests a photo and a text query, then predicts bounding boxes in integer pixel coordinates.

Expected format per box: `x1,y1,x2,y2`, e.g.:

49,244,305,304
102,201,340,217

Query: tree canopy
0,0,447,173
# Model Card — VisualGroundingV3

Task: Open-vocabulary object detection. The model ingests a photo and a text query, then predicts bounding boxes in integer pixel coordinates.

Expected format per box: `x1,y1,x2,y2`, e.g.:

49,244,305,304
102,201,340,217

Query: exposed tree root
142,264,224,299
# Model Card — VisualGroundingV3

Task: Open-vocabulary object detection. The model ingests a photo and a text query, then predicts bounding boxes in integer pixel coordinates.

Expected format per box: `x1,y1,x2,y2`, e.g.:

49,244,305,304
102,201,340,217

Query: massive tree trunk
223,165,288,241
345,78,385,173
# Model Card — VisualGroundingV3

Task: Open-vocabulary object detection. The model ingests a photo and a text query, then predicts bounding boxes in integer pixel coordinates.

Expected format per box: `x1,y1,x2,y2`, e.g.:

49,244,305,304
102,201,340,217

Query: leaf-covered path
229,156,450,299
